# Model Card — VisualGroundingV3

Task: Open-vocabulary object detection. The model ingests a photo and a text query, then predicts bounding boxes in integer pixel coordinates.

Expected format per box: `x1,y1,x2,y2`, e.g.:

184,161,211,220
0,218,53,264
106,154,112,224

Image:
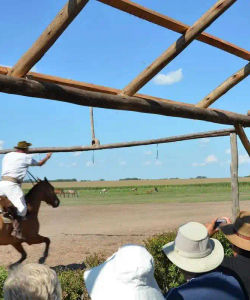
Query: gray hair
4,263,62,300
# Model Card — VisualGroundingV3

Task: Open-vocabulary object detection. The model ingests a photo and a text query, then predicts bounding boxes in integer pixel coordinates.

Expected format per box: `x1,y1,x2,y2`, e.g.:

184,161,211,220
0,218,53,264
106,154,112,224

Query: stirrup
0,212,13,224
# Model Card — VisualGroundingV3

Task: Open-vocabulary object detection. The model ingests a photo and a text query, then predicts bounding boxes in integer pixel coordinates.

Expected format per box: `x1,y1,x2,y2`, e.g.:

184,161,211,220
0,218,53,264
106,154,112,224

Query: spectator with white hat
84,244,165,300
162,222,246,300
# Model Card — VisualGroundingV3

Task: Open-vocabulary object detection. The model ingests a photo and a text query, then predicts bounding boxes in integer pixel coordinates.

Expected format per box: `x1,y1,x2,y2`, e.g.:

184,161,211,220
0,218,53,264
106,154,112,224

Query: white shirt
1,152,39,182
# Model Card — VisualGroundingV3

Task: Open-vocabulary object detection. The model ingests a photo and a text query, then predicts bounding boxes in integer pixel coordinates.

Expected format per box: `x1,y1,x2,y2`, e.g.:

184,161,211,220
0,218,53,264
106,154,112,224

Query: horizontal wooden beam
0,128,235,154
196,62,250,108
0,65,192,107
0,74,249,126
234,124,250,156
9,0,89,78
121,0,237,96
98,0,250,61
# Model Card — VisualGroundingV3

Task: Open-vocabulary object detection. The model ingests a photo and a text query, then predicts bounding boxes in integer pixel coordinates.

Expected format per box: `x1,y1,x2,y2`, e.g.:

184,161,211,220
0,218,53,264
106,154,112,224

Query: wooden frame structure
1,0,249,218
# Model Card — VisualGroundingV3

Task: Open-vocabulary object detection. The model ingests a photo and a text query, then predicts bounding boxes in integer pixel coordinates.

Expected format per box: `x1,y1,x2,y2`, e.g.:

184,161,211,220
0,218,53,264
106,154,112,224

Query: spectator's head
220,211,250,256
162,222,224,278
84,244,165,300
4,263,62,300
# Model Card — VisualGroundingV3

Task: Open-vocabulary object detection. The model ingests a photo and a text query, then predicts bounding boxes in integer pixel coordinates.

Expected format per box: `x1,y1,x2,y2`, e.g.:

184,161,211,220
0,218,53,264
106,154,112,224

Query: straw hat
14,141,32,149
84,244,165,300
220,211,250,251
162,222,224,273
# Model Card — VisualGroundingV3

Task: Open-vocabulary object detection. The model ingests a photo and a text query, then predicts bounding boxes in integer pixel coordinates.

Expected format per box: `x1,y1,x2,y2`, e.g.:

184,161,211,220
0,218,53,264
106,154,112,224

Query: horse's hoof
9,263,19,270
38,257,46,264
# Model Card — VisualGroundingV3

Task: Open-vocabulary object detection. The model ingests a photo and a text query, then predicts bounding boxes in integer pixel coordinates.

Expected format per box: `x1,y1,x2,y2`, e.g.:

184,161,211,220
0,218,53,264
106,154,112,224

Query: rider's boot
11,216,25,239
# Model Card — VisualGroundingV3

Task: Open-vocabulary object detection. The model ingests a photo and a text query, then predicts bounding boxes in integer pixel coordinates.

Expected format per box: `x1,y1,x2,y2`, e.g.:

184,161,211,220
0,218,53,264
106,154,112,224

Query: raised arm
37,153,52,166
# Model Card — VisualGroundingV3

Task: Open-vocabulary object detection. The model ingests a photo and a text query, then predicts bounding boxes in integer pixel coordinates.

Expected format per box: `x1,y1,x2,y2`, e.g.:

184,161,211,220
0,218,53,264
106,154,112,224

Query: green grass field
36,182,250,206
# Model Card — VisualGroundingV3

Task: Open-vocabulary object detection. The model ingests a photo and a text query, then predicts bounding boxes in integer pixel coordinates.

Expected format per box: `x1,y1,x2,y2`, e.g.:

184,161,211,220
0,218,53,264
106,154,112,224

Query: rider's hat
14,141,32,150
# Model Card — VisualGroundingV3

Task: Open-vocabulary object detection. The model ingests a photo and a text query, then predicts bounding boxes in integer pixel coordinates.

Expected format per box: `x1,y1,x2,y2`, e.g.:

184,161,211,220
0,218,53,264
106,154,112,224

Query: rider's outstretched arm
37,153,52,166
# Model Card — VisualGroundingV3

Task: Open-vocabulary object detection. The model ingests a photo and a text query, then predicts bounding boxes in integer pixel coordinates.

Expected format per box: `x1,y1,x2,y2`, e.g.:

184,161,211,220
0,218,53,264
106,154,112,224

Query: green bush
0,266,8,300
0,232,233,300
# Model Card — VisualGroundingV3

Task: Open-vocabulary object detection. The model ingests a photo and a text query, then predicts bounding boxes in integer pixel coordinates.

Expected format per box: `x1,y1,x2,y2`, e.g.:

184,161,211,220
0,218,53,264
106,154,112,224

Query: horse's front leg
27,235,50,264
10,242,27,268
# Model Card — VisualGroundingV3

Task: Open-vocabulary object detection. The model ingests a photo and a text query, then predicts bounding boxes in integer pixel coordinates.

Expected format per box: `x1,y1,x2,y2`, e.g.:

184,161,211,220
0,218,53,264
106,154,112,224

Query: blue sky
0,0,249,180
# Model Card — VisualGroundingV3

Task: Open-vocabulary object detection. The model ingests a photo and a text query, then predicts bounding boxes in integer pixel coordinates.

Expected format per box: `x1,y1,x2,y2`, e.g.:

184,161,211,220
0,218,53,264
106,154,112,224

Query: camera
214,218,227,229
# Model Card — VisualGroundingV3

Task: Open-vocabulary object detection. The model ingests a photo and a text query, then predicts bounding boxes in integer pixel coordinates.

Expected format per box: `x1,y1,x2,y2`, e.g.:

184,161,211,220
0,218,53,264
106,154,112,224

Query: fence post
230,133,239,221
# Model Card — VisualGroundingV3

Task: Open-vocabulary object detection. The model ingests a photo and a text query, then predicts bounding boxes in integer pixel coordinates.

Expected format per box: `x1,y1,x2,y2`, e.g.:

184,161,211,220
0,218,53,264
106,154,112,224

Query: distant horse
64,189,78,197
55,188,65,197
0,178,60,267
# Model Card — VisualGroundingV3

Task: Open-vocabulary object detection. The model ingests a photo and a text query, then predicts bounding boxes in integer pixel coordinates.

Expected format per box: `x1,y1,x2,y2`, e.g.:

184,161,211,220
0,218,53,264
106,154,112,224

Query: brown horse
0,178,60,267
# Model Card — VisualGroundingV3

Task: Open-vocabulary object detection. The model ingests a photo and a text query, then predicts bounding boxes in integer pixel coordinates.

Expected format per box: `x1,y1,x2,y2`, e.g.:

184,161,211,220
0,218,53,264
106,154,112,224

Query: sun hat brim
14,142,32,149
220,223,250,251
162,238,224,273
84,253,165,300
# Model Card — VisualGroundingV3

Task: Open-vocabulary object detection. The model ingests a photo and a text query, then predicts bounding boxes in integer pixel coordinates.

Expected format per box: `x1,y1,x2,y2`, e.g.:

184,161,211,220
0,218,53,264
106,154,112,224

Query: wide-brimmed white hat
162,222,224,273
84,244,165,300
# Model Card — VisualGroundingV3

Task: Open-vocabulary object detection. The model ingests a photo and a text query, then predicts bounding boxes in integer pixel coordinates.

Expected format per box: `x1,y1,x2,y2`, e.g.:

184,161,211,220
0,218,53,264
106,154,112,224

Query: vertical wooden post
230,133,239,221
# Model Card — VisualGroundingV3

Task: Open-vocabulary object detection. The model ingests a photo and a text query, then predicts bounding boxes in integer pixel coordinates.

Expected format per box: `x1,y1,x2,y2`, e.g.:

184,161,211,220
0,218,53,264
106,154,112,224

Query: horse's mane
25,181,43,203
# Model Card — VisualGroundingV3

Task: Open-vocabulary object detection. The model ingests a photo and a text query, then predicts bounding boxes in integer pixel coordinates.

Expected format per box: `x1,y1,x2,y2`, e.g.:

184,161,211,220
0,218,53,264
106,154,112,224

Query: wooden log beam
98,0,250,61
0,128,235,154
230,132,239,221
234,124,250,156
196,63,250,108
8,0,89,78
0,65,191,107
0,75,250,127
121,0,237,96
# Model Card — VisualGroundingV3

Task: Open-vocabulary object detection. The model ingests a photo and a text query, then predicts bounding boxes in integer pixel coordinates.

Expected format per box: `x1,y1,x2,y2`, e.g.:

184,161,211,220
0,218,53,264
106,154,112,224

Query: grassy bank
32,182,250,206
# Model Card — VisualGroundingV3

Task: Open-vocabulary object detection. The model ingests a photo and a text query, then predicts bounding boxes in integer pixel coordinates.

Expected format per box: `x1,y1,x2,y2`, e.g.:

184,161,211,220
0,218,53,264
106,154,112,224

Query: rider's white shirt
1,152,39,182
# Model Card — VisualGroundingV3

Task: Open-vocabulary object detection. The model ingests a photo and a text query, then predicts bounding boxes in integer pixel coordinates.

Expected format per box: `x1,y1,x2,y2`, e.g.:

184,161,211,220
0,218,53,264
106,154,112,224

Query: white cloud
31,65,38,72
86,161,94,167
119,161,127,166
73,151,82,157
192,154,218,167
0,140,4,150
225,148,231,155
144,161,151,166
71,162,77,167
239,154,250,165
155,160,163,166
153,68,183,85
144,150,153,156
205,154,218,164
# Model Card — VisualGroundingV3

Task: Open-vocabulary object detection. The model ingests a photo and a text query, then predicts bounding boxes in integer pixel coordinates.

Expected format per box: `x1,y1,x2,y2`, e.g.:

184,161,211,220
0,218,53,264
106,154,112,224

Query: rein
27,170,39,186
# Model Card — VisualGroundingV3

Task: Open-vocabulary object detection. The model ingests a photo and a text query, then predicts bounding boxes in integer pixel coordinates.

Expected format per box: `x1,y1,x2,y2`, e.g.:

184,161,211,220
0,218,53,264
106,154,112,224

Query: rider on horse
0,141,52,239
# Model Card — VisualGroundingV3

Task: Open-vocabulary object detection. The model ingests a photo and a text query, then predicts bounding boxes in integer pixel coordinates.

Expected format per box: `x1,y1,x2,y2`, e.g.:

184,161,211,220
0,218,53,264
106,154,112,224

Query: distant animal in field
100,188,108,194
55,189,65,197
131,187,138,192
146,187,159,194
64,189,78,197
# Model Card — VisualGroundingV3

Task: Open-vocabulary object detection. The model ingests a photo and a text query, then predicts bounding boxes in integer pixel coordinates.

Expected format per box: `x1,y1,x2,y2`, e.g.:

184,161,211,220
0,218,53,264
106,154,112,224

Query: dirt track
0,201,249,267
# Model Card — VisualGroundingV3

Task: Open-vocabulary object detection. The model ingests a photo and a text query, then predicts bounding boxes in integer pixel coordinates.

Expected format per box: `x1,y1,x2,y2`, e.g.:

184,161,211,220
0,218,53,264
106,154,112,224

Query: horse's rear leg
10,243,27,268
27,235,50,264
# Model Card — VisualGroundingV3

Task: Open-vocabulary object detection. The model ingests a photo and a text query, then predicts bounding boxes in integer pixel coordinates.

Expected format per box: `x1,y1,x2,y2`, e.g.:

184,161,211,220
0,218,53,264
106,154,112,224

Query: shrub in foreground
0,231,233,300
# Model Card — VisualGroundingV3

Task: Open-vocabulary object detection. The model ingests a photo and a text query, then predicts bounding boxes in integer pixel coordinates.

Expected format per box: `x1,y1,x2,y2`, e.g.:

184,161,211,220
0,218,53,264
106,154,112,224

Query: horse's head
36,177,60,208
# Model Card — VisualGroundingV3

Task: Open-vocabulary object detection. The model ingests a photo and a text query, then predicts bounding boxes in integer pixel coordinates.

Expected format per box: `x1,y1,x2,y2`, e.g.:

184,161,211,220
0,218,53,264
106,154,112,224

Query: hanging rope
156,144,159,160
92,150,95,164
89,107,100,146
